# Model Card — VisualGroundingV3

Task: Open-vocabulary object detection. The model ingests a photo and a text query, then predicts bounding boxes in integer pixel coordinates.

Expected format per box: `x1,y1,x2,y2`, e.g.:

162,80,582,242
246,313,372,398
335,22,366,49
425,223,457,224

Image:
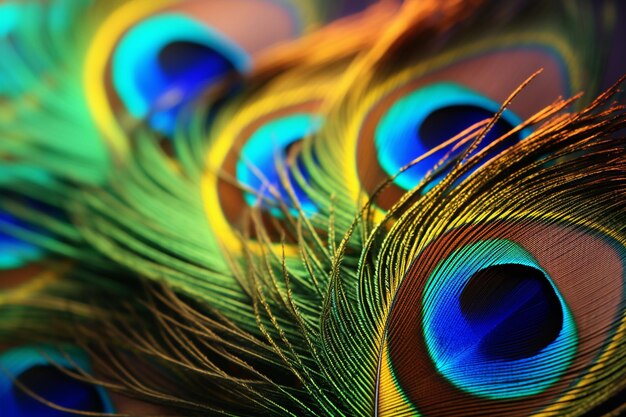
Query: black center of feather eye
418,105,519,151
13,365,105,414
459,264,563,360
158,41,234,78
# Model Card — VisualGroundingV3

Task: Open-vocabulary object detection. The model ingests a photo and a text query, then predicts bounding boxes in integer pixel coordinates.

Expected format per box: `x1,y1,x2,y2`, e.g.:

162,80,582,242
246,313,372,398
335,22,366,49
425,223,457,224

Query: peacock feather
0,0,625,416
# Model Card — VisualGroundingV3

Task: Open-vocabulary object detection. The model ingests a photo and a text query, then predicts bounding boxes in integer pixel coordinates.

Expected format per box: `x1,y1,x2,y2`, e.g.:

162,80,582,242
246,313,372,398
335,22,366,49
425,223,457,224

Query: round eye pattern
378,220,624,416
112,13,250,134
236,113,322,216
422,239,576,399
0,346,114,416
375,82,530,191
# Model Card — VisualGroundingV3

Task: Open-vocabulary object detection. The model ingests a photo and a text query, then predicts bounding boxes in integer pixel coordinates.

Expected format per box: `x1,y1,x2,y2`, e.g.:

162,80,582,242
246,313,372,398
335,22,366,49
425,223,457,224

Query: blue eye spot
158,40,235,87
0,346,114,416
236,114,322,216
375,82,531,191
12,366,105,417
422,240,577,399
113,14,251,135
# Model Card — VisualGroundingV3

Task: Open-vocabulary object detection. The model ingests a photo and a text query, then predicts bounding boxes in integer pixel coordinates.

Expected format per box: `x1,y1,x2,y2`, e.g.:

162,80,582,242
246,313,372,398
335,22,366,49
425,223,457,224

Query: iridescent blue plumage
422,239,577,399
0,346,113,416
112,13,250,134
375,83,529,191
236,113,322,215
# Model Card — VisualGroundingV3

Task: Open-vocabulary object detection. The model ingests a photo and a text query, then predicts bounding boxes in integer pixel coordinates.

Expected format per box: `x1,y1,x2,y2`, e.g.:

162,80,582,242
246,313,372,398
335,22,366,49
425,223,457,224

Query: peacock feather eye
199,31,356,248
236,113,322,216
351,42,575,210
111,13,250,135
421,239,576,399
374,82,530,192
305,1,602,217
0,346,114,416
376,221,625,416
86,0,325,156
211,101,324,244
